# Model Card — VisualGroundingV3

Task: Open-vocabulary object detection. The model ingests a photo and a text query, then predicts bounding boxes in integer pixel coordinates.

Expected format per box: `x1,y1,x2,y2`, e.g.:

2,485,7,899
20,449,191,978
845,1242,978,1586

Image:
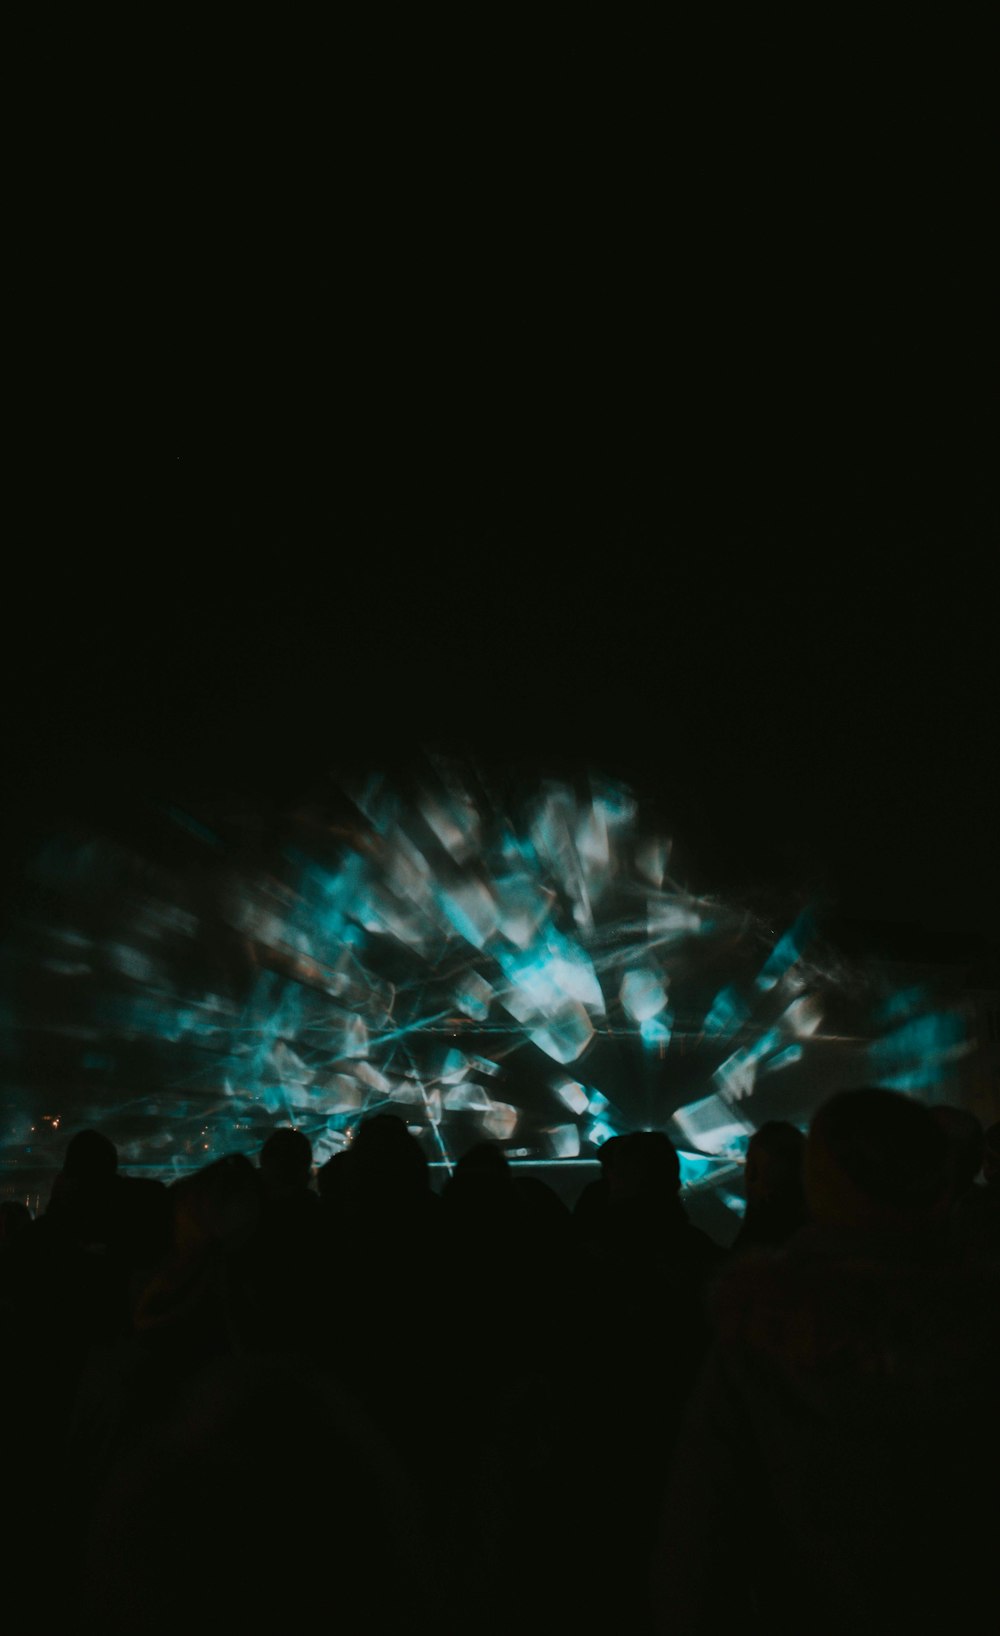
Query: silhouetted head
0,1199,32,1245
805,1088,948,1230
609,1131,681,1204
931,1104,985,1196
744,1121,806,1208
170,1153,260,1254
454,1141,511,1184
351,1114,429,1202
316,1149,352,1205
260,1127,312,1197
63,1129,118,1183
444,1140,514,1212
596,1133,625,1181
983,1122,1000,1187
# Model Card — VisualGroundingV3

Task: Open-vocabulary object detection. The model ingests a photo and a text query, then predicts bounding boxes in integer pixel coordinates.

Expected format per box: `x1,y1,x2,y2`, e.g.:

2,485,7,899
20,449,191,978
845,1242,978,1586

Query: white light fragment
713,1050,757,1101
620,968,667,1023
585,1119,616,1147
470,1054,502,1078
671,1092,755,1157
759,1044,803,1074
635,836,671,887
271,1041,313,1088
647,899,702,940
386,1078,425,1106
440,1048,469,1083
454,971,493,1021
530,1004,595,1064
352,1061,391,1095
441,1082,490,1111
553,1078,589,1115
318,1073,364,1112
640,1014,673,1047
480,1101,518,1141
420,789,481,860
780,994,823,1038
495,879,553,948
544,1124,581,1158
437,879,498,949
341,1015,369,1059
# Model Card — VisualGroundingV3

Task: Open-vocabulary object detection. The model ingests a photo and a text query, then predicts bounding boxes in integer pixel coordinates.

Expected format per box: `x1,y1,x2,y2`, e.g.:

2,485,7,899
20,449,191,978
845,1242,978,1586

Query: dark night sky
6,411,995,958
6,104,995,954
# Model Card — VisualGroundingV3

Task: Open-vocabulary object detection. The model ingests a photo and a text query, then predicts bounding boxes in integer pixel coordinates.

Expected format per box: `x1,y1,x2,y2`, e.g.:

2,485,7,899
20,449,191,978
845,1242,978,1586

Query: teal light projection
0,768,972,1208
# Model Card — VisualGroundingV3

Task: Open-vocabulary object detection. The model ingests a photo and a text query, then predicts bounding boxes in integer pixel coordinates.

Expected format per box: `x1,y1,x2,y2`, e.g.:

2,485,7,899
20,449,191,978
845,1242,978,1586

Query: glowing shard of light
436,879,498,950
440,1049,469,1084
481,1101,518,1141
384,832,432,903
704,986,748,1038
585,1118,617,1148
352,1062,392,1095
340,1015,369,1059
544,1124,581,1159
678,1152,718,1188
868,1010,969,1088
271,1041,313,1087
647,899,702,940
755,911,815,992
469,1055,502,1078
671,1093,754,1158
620,969,667,1023
386,1078,425,1106
759,1043,803,1074
553,1078,590,1115
494,879,553,948
574,802,610,892
713,1049,757,1101
441,1082,489,1111
873,985,929,1024
640,1014,672,1048
635,836,671,887
419,788,481,861
454,972,494,1021
530,1005,595,1064
317,1073,364,1112
779,994,823,1038
497,934,604,1021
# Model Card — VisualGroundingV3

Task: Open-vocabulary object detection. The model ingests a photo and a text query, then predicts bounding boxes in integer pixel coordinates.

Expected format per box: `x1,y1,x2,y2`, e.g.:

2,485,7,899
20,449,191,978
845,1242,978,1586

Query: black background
5,86,996,953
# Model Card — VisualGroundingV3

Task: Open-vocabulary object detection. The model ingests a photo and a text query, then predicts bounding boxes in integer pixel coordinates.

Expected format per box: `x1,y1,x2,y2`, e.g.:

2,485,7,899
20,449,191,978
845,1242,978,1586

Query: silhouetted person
82,1355,452,1634
730,1120,807,1253
234,1127,322,1356
438,1141,597,1636
930,1102,988,1258
316,1147,352,1216
348,1113,434,1221
957,1116,1000,1264
320,1117,444,1479
0,1198,32,1246
259,1125,314,1201
652,1088,1000,1634
572,1131,624,1248
579,1131,725,1631
133,1153,261,1368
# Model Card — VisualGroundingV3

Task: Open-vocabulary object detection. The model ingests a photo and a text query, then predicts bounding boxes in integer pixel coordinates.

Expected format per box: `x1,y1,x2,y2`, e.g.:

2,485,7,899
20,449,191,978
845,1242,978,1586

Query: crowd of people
1,1091,998,1632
